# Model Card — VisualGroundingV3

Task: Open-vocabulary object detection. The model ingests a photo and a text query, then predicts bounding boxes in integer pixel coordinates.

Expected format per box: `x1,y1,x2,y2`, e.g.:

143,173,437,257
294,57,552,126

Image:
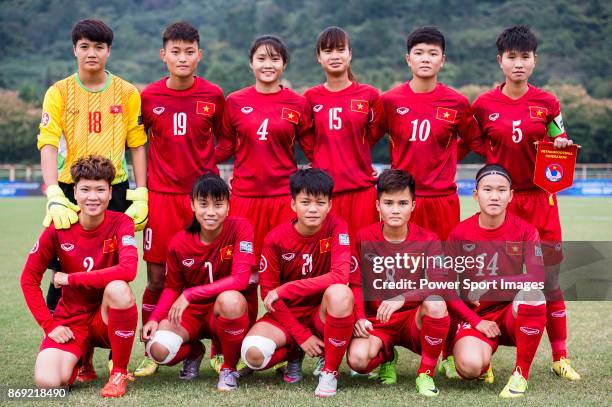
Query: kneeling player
21,156,138,398
347,169,450,397
241,169,354,398
141,174,255,391
447,165,547,398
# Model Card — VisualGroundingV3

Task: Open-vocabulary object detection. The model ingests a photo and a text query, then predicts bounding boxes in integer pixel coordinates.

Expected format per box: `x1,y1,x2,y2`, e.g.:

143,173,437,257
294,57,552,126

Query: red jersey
349,222,444,320
21,211,137,334
150,217,255,322
472,84,566,191
304,82,383,192
215,86,313,197
259,214,350,343
379,82,482,196
446,212,545,323
141,76,225,194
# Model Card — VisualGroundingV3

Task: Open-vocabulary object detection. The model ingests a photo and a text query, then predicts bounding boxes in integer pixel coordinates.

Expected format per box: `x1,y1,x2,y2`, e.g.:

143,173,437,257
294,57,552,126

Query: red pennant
533,142,578,196
196,101,215,116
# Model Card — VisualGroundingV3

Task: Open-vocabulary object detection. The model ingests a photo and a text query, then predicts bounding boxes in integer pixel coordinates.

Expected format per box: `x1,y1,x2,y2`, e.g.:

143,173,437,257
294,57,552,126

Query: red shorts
453,304,517,353
257,306,325,346
144,191,193,263
411,194,460,240
368,308,422,360
39,309,110,359
229,194,294,258
508,190,563,265
178,299,256,341
332,186,379,238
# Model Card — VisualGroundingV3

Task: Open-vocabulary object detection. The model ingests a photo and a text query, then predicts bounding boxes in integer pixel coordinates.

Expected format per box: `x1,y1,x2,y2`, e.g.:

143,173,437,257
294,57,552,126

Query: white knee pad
512,289,546,315
240,336,277,370
146,330,184,365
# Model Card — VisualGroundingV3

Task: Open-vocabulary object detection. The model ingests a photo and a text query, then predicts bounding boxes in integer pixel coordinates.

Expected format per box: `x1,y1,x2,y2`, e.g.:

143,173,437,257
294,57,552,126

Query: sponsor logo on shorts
114,330,135,338
60,243,74,252
396,107,409,115
313,104,323,112
551,310,566,318
328,338,347,347
339,233,350,246
554,243,562,252
259,255,268,273
240,241,253,254
224,328,245,336
463,243,475,252
30,240,39,254
182,258,195,267
282,253,296,261
489,112,500,121
424,336,443,346
350,256,359,273
122,235,137,247
40,111,50,127
153,107,165,115
241,106,253,114
519,326,540,336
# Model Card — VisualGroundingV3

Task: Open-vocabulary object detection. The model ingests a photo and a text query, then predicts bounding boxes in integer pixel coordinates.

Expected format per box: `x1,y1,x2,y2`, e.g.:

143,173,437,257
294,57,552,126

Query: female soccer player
21,155,138,398
141,173,255,391
469,25,579,380
304,26,382,238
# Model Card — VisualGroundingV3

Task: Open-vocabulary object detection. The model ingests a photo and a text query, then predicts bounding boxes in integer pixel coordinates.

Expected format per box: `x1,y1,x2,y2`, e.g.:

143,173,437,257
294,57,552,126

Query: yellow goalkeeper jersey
37,71,146,184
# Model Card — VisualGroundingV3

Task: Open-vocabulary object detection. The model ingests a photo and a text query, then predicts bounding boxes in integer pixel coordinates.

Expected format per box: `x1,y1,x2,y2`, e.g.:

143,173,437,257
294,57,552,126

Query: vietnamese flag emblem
319,238,331,253
196,101,215,116
281,107,300,124
436,107,457,123
505,241,523,256
103,236,118,254
220,245,233,261
350,99,369,114
529,106,548,120
110,105,123,114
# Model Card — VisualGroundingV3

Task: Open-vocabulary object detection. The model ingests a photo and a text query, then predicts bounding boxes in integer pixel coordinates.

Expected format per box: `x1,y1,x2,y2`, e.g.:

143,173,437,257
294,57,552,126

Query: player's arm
457,102,486,160
20,228,61,334
183,222,254,303
547,97,573,149
366,91,386,146
296,99,314,162
149,248,185,323
214,100,236,164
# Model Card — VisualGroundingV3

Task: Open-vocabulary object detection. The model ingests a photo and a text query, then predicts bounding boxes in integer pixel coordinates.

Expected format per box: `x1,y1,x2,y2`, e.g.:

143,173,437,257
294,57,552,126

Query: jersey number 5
512,120,523,143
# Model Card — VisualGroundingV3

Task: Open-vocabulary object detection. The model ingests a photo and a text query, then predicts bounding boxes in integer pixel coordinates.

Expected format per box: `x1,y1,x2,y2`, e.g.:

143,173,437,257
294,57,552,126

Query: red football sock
515,304,546,379
323,313,354,372
141,288,162,325
167,341,204,366
108,305,138,374
418,315,450,376
216,314,250,370
546,299,568,361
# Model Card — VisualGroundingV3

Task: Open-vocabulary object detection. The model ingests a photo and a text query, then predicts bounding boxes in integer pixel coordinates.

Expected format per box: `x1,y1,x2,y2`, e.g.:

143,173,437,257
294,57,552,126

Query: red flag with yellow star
350,99,369,114
505,241,523,256
220,245,233,261
435,107,457,123
281,107,300,124
529,106,548,121
319,238,331,253
110,105,123,114
196,101,216,116
103,236,118,254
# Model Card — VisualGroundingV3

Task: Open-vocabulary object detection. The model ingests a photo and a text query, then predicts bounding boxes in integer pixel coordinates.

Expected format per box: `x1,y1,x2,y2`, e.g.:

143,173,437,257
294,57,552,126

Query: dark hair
406,26,445,53
249,35,289,65
496,25,537,55
289,168,334,199
185,173,230,234
316,26,355,81
162,21,200,47
475,164,512,187
70,155,115,186
71,19,113,46
377,169,416,199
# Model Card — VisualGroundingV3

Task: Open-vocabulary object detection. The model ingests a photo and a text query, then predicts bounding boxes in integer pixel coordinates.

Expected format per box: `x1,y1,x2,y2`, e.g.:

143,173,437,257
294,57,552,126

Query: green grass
1,197,611,406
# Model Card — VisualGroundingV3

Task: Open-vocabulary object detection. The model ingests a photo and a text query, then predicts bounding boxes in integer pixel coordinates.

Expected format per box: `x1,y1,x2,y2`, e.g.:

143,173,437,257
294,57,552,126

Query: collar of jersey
75,70,113,93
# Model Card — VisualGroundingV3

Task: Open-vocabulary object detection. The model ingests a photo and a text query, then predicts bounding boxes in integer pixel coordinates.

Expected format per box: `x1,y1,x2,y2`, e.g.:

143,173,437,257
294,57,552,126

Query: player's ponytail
316,26,355,82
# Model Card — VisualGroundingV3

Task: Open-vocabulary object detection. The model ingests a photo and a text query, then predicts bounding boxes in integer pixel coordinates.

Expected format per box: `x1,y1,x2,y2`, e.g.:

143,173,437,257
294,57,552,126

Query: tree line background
1,0,610,164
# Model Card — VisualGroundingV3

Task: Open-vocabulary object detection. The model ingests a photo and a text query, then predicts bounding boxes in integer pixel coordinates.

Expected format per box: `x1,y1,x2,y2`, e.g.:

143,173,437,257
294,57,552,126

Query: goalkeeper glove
125,187,148,231
42,185,80,229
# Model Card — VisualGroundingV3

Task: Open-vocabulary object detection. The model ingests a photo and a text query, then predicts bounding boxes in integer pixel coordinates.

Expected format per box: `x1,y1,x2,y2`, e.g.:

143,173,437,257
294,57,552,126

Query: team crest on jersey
122,235,137,248
182,258,195,267
339,233,350,246
396,107,410,115
152,107,165,115
350,256,358,273
313,104,323,113
489,112,500,121
506,241,523,255
61,243,74,252
436,106,458,123
320,238,332,253
529,106,548,121
350,99,369,114
220,245,233,261
259,255,268,273
282,253,296,261
240,241,253,254
241,106,253,114
30,240,40,254
110,105,123,114
463,243,476,252
196,101,215,116
545,163,563,182
40,112,50,127
281,107,300,124
103,237,118,254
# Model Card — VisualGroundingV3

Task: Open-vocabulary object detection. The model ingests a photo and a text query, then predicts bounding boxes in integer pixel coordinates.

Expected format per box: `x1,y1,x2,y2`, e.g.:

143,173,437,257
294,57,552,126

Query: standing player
240,169,354,398
469,25,579,380
37,19,147,320
378,27,482,241
21,155,138,398
446,164,548,398
136,21,225,377
304,26,382,239
141,174,255,391
347,169,451,397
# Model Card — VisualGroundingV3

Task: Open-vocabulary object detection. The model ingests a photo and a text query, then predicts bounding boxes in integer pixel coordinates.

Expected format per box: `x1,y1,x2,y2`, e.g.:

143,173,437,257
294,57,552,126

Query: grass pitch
0,197,611,406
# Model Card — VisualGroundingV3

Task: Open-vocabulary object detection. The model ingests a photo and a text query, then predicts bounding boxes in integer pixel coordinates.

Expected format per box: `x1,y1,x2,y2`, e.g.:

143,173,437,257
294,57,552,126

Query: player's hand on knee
476,320,500,338
168,294,189,326
354,319,373,338
48,326,74,344
263,289,279,313
301,335,324,357
141,321,159,341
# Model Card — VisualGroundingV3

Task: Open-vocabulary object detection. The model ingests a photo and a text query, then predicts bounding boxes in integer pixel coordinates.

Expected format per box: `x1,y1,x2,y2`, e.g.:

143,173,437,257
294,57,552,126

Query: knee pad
240,335,277,370
513,289,546,315
145,330,184,365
